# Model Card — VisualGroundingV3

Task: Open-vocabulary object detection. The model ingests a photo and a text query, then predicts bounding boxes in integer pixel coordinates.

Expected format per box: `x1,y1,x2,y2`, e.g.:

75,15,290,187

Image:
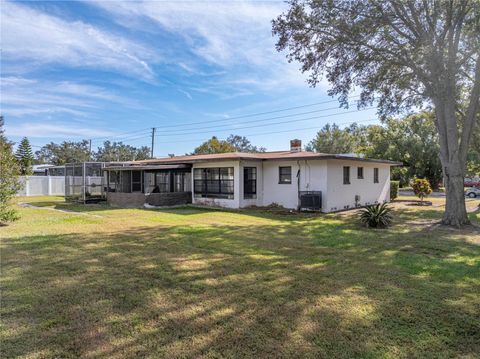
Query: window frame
357,167,364,179
194,167,234,199
243,167,257,199
343,166,351,185
278,166,292,184
131,170,142,192
374,167,379,183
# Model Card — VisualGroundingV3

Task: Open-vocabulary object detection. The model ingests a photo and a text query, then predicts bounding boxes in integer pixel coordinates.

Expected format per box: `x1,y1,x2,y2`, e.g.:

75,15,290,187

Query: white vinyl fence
17,176,65,196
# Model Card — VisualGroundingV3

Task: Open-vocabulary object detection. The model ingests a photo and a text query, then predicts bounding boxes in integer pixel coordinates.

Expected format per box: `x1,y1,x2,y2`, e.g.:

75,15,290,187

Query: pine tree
0,115,6,142
15,137,34,175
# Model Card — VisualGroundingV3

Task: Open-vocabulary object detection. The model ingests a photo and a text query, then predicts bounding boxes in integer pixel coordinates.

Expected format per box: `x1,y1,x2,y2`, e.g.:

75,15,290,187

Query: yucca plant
359,203,393,228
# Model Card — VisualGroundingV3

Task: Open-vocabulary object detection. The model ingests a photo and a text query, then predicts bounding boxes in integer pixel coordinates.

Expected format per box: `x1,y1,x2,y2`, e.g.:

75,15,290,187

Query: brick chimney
290,139,302,152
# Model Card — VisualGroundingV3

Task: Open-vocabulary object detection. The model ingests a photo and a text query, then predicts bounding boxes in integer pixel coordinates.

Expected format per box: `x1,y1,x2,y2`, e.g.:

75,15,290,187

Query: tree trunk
442,162,469,226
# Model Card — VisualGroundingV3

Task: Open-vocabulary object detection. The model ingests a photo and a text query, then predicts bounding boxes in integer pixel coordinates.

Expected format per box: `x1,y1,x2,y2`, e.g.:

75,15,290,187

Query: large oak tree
273,0,480,226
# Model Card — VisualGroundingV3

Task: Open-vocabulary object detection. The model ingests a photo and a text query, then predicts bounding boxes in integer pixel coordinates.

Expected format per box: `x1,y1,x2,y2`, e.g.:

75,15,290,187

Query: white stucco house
102,140,401,212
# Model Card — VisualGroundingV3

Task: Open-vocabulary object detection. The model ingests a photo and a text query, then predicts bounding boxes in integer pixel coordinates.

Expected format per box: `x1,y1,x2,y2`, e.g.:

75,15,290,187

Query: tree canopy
35,140,91,165
273,0,480,226
193,136,236,155
307,112,446,188
193,135,266,155
34,140,151,164
95,141,150,162
306,123,366,154
226,135,266,153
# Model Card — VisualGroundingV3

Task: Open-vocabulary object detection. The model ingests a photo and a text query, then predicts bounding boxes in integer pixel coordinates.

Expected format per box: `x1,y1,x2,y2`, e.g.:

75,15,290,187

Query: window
107,171,120,192
357,167,364,179
194,167,234,199
131,171,142,192
279,166,292,184
374,168,379,183
155,172,170,192
174,172,185,192
144,172,156,193
244,167,257,199
343,166,350,185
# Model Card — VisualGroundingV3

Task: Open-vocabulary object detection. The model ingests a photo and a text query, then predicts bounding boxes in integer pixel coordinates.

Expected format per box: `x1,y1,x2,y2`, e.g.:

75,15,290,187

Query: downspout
261,160,264,206
296,160,301,211
305,160,311,190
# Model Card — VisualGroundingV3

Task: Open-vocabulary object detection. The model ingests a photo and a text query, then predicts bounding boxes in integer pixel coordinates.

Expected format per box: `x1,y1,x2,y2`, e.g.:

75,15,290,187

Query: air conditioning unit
299,191,322,210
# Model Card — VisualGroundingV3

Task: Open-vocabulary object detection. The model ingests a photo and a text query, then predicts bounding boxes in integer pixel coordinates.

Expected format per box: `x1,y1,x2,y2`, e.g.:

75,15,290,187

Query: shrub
0,135,22,225
411,178,432,203
0,206,20,225
390,181,400,200
359,203,393,228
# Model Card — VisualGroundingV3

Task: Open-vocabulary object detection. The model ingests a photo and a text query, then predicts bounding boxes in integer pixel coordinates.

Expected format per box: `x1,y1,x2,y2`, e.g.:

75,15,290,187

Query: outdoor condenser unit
299,191,322,211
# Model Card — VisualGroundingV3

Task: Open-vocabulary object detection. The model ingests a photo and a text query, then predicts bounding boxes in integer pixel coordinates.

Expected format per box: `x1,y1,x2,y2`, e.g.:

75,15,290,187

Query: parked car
464,178,480,187
465,187,480,198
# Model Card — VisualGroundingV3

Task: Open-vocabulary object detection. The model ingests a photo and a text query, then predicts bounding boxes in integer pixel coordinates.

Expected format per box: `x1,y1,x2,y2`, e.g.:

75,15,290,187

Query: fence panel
17,176,65,196
49,177,65,195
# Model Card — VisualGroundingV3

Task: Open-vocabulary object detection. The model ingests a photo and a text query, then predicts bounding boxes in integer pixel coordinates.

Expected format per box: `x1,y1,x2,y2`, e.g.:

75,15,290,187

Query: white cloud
5,122,114,138
0,76,142,120
89,1,313,91
178,89,193,100
1,1,158,80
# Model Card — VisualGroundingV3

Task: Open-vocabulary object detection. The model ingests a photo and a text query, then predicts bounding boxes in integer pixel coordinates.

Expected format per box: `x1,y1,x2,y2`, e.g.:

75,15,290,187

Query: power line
81,96,364,145
152,105,341,134
80,116,380,152
89,127,152,143
91,130,152,144
154,118,380,145
86,107,375,146
154,107,374,137
156,95,361,129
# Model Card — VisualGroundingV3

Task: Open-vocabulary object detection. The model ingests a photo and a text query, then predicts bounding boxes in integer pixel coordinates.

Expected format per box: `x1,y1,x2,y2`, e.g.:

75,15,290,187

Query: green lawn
1,196,479,358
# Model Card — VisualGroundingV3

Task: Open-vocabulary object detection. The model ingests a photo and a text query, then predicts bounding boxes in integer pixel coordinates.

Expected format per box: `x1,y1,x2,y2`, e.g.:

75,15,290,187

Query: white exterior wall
298,159,328,193
190,158,391,212
324,160,390,212
261,160,300,208
239,160,263,208
261,159,329,210
191,160,240,208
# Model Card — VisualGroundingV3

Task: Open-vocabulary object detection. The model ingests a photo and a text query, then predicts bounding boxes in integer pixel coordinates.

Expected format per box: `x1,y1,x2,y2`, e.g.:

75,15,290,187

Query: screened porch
103,164,192,207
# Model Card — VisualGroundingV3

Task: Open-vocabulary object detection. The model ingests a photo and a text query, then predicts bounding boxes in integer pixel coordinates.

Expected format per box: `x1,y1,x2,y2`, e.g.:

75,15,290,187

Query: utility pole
151,127,156,158
89,139,92,161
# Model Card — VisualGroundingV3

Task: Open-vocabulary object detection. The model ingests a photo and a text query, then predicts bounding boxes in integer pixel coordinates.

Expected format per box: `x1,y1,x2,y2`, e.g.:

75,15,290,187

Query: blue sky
1,0,379,157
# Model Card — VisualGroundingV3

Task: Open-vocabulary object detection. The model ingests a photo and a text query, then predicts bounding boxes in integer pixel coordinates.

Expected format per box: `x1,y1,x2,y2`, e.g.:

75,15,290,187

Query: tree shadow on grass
1,219,479,358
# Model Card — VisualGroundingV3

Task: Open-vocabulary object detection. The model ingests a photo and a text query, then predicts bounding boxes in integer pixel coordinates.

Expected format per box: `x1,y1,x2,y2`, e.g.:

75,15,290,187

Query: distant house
32,164,65,176
102,140,401,212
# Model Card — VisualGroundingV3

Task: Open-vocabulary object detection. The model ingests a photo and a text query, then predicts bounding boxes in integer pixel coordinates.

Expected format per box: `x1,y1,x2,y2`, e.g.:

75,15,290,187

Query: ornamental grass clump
359,203,393,228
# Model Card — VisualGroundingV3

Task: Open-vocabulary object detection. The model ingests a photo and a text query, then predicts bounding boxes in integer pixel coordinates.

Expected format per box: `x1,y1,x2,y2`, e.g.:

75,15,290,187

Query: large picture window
244,167,257,199
279,166,292,184
194,167,234,199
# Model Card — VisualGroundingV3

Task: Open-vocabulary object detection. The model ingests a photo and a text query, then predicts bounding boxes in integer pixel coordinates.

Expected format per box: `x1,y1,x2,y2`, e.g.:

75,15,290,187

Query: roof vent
290,139,302,152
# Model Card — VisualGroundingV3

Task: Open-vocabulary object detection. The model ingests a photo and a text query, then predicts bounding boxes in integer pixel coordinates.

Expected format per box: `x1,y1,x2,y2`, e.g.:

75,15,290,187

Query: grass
1,196,479,358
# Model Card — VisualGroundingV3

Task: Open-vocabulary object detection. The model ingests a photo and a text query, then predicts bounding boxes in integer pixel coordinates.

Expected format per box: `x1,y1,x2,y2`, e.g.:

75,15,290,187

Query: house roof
128,151,402,166
104,164,191,171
